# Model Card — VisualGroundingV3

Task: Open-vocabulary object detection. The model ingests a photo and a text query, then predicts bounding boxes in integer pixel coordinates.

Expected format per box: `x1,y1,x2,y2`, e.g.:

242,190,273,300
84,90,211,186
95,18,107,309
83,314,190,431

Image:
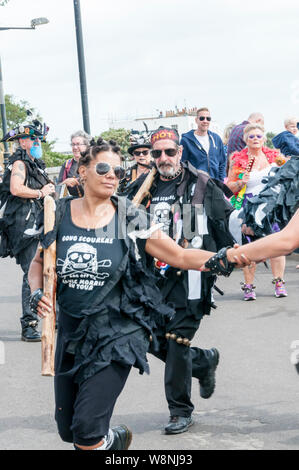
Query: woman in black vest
28,137,243,450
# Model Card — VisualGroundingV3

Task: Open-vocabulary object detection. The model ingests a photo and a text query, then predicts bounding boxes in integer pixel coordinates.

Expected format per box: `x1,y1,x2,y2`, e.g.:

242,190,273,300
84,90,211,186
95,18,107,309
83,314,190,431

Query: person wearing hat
0,120,55,341
118,132,153,193
124,126,235,435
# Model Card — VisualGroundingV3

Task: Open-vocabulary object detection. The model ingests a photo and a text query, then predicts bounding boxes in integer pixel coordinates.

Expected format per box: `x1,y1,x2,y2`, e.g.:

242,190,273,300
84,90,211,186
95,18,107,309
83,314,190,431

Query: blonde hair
243,123,265,142
284,116,298,128
222,122,236,145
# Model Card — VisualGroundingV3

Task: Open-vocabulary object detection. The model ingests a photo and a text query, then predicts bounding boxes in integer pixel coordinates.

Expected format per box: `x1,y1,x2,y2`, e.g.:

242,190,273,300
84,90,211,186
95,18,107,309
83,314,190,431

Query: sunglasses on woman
248,134,263,139
95,162,125,180
151,148,178,159
133,149,150,157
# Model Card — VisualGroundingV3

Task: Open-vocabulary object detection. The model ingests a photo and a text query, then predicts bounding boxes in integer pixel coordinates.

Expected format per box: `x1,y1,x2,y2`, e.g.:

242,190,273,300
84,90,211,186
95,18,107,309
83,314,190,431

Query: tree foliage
100,128,131,159
266,132,275,149
0,94,67,167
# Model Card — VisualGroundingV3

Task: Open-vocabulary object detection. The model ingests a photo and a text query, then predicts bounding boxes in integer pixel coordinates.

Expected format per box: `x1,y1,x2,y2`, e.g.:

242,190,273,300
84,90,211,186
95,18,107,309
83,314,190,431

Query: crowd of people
0,107,298,450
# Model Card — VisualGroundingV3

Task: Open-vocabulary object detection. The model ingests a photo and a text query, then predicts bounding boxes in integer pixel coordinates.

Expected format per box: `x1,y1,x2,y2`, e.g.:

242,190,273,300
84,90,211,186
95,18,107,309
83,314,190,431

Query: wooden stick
132,168,157,207
41,195,57,376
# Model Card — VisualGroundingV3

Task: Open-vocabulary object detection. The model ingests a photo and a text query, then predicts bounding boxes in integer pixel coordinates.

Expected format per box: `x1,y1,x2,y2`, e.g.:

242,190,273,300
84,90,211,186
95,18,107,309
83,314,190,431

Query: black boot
21,320,41,342
109,425,132,450
199,348,219,399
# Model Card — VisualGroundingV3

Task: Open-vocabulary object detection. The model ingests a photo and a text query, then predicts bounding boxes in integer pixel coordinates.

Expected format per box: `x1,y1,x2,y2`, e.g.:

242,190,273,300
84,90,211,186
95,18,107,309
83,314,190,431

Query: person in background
180,107,227,182
272,117,299,157
57,130,91,197
226,113,264,157
118,131,153,193
223,122,236,159
226,123,287,301
0,120,54,341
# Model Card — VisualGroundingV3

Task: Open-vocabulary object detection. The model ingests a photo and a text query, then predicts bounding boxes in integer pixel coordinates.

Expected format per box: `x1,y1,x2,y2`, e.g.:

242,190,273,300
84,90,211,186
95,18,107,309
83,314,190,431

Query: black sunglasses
198,116,211,121
95,162,125,180
151,148,178,159
133,149,150,157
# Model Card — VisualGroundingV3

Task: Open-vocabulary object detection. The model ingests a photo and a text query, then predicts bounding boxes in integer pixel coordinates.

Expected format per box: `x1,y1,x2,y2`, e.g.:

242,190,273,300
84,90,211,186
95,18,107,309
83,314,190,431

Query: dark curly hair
78,137,121,169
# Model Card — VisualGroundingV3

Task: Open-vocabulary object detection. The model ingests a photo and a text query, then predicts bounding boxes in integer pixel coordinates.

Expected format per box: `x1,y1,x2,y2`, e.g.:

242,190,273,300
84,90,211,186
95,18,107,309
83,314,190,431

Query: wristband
29,288,44,314
205,246,235,277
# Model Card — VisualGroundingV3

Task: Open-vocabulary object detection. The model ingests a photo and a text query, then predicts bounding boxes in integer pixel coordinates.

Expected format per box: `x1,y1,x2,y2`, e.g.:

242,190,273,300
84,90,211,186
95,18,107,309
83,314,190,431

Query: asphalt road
0,255,298,451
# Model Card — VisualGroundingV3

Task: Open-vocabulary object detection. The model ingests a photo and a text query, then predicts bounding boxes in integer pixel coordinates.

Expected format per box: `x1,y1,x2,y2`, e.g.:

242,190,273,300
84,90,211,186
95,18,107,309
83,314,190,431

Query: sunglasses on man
198,116,211,122
95,162,125,180
151,148,178,159
133,149,150,157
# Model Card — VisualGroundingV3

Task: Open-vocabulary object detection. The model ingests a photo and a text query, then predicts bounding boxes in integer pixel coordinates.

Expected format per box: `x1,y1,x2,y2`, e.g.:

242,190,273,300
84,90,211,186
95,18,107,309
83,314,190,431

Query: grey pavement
0,255,299,450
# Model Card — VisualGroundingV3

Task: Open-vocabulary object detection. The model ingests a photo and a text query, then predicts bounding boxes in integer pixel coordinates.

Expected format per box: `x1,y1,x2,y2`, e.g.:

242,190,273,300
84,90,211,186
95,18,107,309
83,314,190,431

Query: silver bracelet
36,190,42,200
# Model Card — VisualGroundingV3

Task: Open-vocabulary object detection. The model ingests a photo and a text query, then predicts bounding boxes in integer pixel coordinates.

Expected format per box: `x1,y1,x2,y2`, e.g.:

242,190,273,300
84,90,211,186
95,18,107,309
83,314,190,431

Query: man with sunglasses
118,132,153,193
0,121,55,341
180,107,227,182
124,126,235,435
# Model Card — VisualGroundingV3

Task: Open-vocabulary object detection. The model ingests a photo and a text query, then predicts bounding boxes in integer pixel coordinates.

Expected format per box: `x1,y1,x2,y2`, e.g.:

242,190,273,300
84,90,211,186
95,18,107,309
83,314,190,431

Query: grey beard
157,164,176,177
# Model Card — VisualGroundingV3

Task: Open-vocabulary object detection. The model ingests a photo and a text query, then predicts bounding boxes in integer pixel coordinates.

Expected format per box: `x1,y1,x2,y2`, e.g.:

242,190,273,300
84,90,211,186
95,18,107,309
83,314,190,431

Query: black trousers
150,306,214,417
15,239,39,327
54,357,131,446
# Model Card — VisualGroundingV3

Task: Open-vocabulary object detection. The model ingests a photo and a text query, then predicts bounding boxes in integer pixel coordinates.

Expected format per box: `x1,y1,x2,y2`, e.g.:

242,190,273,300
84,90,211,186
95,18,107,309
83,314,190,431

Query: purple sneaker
273,278,288,298
241,283,256,301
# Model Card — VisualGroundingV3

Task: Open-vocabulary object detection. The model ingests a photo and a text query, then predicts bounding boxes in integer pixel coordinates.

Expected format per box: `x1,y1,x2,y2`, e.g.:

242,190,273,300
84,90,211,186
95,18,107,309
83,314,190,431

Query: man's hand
41,183,55,197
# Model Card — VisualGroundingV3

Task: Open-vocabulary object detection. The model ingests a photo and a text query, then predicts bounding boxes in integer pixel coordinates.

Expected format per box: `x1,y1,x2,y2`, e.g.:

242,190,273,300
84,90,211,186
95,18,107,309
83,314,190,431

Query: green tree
266,132,275,149
100,128,131,160
0,94,66,168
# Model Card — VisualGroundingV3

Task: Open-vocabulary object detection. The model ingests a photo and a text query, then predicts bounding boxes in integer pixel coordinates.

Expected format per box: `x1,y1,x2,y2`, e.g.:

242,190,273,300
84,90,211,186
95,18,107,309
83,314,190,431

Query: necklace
162,165,182,180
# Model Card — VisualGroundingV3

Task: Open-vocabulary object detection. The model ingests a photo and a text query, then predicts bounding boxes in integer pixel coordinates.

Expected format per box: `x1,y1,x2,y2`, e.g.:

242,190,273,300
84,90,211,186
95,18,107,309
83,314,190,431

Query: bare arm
227,209,299,263
145,229,216,270
10,160,55,199
28,246,52,316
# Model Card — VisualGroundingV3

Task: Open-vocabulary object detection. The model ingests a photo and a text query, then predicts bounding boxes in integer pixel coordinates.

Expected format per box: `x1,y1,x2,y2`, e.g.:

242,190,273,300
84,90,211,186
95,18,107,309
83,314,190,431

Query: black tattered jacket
0,148,50,257
121,161,235,317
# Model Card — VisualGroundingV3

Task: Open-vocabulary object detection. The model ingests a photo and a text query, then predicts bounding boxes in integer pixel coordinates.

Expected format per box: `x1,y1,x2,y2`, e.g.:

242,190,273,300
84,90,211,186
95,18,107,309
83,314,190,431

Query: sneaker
164,416,193,435
109,425,132,450
199,348,220,399
273,278,288,298
241,283,256,301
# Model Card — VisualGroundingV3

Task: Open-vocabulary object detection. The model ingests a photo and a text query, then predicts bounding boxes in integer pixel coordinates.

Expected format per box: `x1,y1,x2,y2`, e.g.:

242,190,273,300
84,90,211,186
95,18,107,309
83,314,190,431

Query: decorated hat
128,124,152,155
150,126,180,146
1,119,49,143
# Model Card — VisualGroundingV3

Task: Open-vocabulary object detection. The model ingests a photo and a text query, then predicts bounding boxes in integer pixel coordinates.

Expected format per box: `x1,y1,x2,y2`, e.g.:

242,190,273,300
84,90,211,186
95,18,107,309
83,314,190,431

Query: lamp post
0,17,49,169
73,0,91,134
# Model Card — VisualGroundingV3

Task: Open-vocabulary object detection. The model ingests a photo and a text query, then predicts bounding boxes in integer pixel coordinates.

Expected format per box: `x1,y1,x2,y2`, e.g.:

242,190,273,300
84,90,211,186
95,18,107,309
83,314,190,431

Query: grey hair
70,130,92,146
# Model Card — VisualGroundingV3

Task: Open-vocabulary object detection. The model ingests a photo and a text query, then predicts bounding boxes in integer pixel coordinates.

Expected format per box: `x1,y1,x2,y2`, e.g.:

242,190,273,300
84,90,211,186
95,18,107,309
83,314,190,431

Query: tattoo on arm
11,171,26,180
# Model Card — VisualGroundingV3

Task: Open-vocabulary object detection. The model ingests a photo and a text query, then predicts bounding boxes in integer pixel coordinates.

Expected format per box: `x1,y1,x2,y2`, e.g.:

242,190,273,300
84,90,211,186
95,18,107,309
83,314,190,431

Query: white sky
1,0,299,151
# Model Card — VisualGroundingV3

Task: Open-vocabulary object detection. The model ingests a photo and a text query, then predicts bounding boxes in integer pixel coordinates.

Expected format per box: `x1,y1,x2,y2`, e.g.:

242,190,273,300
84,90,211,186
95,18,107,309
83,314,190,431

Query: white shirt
195,133,210,154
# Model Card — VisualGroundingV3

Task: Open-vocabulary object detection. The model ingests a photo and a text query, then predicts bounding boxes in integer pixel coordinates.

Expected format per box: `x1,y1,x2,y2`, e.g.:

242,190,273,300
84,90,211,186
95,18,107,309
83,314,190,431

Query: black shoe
21,321,41,342
164,416,193,435
199,348,219,399
109,425,132,450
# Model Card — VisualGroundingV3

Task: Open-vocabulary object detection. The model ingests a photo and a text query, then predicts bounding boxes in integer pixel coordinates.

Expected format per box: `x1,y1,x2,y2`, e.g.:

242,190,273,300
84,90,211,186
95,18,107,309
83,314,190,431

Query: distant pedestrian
57,130,91,197
227,112,264,157
181,107,227,181
272,117,299,157
0,120,54,341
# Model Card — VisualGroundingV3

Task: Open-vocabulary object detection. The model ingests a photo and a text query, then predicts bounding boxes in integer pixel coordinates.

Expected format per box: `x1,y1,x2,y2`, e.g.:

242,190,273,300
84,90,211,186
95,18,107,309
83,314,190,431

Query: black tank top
56,202,125,317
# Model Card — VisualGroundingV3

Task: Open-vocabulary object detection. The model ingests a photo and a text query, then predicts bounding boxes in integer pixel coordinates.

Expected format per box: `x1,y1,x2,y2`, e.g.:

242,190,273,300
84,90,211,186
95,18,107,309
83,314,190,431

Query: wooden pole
41,195,57,376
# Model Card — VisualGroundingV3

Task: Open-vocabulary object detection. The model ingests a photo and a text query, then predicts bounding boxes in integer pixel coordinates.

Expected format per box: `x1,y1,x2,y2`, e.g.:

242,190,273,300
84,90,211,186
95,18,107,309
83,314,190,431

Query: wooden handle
41,195,57,376
132,168,156,207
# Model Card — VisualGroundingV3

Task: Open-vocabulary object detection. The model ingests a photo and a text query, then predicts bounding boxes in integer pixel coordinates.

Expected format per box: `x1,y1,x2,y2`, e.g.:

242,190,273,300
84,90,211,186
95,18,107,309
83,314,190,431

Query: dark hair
78,137,121,168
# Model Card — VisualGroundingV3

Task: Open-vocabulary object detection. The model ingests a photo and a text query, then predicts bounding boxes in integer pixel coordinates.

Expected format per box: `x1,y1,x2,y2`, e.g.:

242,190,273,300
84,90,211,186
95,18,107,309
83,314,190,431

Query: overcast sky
1,0,299,151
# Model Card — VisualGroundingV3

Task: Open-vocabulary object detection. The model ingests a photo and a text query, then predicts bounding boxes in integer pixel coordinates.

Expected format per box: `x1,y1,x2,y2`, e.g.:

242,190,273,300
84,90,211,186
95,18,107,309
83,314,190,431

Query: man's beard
157,163,176,177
